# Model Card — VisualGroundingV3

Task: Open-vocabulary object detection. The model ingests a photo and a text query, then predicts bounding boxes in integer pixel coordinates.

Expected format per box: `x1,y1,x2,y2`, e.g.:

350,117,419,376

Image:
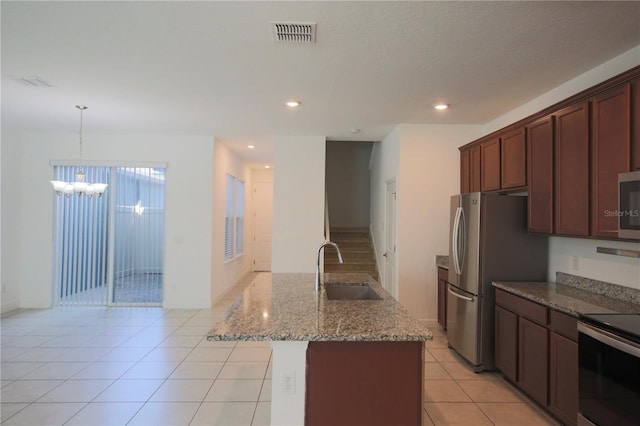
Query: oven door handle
578,322,640,358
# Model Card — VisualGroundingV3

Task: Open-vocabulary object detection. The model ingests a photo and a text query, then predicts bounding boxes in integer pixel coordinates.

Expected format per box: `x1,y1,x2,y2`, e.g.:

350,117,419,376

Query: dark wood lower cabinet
518,317,549,406
495,289,578,425
437,267,448,330
549,332,578,426
494,305,518,382
306,341,423,426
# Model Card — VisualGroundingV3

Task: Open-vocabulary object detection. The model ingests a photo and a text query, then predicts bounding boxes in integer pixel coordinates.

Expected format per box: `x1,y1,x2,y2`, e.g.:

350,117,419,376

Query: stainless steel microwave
618,170,640,239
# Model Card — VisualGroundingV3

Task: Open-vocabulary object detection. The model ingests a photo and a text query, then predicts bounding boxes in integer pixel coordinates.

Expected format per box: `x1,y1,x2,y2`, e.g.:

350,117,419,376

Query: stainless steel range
578,313,640,426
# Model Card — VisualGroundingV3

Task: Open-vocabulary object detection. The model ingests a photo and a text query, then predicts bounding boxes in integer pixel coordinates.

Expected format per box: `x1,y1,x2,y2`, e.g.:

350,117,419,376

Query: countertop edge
492,281,580,317
206,334,433,342
435,255,449,270
492,281,640,317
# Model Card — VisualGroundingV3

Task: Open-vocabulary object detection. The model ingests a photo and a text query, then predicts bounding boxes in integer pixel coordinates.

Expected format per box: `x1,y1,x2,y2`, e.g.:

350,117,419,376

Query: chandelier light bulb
50,106,109,198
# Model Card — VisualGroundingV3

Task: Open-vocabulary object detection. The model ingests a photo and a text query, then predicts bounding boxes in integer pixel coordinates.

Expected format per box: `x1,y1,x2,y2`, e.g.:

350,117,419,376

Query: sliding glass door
53,165,166,306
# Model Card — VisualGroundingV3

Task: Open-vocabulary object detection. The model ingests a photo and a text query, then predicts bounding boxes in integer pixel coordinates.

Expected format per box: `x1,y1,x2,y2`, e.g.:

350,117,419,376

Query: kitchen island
207,272,432,426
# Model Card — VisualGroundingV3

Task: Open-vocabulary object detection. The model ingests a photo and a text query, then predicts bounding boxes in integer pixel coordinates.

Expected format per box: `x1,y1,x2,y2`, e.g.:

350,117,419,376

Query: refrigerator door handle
452,207,463,275
448,286,474,302
458,207,466,271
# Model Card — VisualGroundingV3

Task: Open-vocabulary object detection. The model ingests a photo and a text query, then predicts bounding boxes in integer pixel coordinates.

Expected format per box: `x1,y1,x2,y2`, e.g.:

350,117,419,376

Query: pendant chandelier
50,105,108,197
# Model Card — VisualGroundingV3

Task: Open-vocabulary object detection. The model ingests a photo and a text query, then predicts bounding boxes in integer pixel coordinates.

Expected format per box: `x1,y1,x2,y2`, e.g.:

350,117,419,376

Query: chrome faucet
315,241,344,292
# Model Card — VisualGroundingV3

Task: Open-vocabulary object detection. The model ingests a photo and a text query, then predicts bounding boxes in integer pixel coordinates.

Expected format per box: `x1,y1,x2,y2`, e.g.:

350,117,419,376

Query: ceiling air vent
271,22,316,43
16,76,54,87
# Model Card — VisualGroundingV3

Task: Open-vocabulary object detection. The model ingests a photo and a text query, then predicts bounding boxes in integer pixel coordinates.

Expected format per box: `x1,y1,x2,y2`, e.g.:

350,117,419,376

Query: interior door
384,179,397,299
253,181,273,271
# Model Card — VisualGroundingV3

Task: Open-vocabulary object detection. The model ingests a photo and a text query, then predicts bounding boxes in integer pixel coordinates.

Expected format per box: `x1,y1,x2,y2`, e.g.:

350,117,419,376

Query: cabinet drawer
550,310,578,342
495,289,548,325
437,267,448,281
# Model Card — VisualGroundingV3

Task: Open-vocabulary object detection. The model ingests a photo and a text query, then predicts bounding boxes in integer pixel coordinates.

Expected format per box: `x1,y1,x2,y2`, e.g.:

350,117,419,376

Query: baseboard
1,300,20,315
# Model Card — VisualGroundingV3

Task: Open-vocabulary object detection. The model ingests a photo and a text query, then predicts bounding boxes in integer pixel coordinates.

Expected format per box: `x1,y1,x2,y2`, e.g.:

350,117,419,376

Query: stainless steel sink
324,284,382,300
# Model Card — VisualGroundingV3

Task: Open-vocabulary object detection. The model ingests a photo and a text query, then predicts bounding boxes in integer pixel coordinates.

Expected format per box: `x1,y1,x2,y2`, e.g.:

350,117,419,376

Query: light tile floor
1,273,558,425
420,322,559,426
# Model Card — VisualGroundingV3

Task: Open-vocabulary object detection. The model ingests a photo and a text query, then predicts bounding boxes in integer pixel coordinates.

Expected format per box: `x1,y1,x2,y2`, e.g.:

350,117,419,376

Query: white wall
483,45,640,289
250,167,274,271
8,132,214,309
272,135,326,273
211,140,252,304
371,124,481,320
326,141,373,228
1,130,24,313
370,128,400,284
548,238,639,290
396,124,481,320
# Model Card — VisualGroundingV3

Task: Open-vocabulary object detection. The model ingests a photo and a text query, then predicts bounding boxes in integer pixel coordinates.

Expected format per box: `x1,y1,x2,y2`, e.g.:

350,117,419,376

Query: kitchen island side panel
305,341,423,426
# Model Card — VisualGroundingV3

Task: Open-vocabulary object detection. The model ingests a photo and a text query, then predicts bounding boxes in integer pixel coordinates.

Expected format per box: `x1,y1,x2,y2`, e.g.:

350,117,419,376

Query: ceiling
2,1,640,164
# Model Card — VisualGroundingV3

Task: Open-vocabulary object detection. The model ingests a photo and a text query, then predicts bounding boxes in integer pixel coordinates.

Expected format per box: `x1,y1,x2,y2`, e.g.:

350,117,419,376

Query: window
225,173,244,260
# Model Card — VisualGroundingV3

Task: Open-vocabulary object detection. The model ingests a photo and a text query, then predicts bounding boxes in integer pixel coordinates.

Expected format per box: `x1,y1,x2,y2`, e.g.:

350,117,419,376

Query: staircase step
328,241,371,250
324,247,375,262
324,256,376,265
326,255,375,263
331,232,369,240
325,227,378,281
325,263,378,273
330,227,369,233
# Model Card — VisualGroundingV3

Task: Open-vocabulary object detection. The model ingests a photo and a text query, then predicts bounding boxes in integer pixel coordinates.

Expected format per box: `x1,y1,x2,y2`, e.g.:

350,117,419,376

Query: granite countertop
207,273,432,342
493,281,640,317
436,255,449,269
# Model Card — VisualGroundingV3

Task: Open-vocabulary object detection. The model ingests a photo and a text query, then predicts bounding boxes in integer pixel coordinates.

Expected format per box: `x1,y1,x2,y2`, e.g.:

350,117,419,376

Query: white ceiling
2,1,640,164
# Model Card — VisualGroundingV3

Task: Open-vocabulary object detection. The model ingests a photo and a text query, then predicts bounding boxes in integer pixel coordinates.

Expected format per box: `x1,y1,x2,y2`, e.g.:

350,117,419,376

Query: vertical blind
53,166,165,306
53,166,110,305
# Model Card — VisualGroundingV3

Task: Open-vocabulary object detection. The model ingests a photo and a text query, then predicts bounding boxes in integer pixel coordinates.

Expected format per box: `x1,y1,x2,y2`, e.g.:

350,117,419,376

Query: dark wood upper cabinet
500,128,527,189
632,77,640,170
460,149,470,193
527,116,554,234
461,146,481,193
554,102,590,237
591,84,631,238
481,137,501,192
470,146,481,192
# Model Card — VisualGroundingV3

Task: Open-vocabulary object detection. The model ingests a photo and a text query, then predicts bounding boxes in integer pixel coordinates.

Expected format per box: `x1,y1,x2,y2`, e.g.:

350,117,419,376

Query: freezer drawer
446,284,480,366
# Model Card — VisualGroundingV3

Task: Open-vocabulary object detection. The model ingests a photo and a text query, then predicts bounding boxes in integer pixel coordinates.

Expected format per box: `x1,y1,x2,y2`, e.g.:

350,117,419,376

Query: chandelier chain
76,105,87,166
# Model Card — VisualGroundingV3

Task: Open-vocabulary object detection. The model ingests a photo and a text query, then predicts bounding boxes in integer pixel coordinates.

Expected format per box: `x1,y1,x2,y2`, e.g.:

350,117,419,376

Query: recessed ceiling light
265,165,272,169
286,101,301,107
434,103,449,110
248,145,256,149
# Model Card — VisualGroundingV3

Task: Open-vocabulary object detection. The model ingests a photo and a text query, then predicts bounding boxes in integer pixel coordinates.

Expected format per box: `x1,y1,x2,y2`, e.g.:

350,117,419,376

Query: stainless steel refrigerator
448,193,548,372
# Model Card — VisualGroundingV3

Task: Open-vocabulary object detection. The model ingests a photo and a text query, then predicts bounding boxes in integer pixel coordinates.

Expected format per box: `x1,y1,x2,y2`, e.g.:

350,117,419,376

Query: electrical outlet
572,256,580,271
282,372,296,395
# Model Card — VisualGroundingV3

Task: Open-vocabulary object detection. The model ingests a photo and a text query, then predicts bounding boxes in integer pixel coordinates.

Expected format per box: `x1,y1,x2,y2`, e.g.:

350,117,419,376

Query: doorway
53,166,166,306
252,169,273,271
